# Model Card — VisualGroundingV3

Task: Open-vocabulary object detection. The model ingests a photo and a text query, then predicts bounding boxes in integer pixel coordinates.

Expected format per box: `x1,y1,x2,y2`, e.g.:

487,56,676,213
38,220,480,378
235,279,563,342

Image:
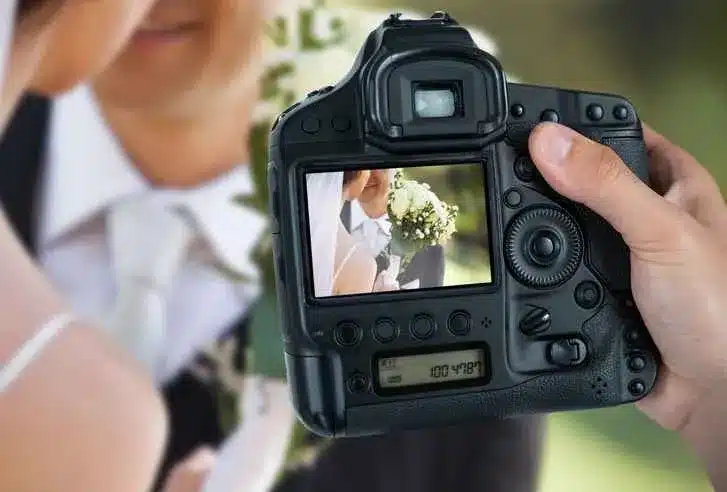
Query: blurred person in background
0,1,543,491
0,0,170,491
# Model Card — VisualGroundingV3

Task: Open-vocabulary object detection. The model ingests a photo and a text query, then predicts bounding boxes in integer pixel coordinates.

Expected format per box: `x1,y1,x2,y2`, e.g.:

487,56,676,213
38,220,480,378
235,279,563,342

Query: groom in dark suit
341,169,445,289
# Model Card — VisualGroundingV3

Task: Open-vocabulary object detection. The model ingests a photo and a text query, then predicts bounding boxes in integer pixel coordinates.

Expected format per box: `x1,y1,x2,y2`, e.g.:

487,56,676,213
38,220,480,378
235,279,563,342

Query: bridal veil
306,171,343,297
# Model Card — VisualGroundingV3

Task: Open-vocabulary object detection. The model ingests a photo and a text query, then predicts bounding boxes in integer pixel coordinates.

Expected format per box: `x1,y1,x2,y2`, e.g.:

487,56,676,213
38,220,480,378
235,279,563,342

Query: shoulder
351,245,377,277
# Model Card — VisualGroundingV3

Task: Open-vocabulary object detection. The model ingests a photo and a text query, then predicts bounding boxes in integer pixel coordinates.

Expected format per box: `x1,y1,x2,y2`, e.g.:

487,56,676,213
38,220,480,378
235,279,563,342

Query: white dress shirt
36,85,266,385
349,199,392,256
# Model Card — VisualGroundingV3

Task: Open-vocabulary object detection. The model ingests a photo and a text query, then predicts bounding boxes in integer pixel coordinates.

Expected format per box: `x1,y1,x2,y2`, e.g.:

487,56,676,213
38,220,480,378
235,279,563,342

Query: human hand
528,122,727,433
373,269,400,292
162,447,217,492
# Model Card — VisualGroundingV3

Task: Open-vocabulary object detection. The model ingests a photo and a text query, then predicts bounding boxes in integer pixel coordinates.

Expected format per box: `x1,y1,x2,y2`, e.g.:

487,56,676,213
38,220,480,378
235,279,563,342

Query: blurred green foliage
331,0,725,490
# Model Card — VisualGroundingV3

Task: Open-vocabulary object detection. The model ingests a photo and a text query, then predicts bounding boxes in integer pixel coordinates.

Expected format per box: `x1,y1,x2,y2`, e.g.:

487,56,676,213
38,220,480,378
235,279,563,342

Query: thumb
528,123,682,249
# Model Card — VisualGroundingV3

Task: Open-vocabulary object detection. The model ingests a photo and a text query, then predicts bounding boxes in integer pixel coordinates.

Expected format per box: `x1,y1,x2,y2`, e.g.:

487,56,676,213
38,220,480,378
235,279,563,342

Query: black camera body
267,12,659,437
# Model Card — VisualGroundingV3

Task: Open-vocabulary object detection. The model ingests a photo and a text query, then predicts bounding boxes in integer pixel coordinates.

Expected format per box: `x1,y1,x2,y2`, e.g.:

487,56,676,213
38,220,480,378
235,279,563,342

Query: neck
94,88,259,189
360,199,387,220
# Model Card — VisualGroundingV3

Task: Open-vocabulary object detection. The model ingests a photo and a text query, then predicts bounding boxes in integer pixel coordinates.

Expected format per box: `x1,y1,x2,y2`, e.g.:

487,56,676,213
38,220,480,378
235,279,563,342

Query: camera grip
284,352,344,437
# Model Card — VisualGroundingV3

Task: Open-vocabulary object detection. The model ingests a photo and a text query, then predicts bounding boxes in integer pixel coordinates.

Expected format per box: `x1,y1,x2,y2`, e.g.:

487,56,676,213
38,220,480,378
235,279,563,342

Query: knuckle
592,145,628,189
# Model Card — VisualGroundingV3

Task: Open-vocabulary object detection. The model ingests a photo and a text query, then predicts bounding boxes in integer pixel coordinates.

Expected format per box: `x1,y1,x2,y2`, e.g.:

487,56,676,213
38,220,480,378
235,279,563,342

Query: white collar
40,85,266,279
350,199,391,235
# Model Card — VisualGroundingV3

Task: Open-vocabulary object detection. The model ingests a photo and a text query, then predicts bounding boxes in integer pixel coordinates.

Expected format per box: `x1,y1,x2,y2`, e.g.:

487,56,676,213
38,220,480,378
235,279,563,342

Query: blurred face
93,0,268,113
1,0,154,129
343,170,371,202
358,169,391,218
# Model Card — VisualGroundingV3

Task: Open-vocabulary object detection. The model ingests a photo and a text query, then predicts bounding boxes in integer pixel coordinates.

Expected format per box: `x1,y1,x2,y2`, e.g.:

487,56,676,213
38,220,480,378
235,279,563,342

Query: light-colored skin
92,0,269,188
0,1,170,492
529,121,727,489
358,169,390,220
333,170,377,296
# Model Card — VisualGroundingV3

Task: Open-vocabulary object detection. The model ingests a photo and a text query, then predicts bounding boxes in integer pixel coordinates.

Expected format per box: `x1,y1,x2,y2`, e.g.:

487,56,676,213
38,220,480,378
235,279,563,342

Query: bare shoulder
0,319,168,491
334,230,377,295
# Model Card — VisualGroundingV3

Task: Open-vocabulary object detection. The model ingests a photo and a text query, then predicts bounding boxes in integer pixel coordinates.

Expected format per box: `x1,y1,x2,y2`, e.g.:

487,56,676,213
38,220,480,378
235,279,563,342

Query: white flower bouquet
386,169,459,279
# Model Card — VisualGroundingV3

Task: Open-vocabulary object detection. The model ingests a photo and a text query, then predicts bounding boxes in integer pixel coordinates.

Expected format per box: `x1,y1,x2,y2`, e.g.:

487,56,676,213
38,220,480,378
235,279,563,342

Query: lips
136,20,203,36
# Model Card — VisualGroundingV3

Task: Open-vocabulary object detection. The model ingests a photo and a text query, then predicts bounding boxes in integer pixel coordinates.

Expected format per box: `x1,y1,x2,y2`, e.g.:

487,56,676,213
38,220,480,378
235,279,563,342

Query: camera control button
519,306,551,336
624,328,640,344
547,338,587,367
410,314,436,340
334,321,363,347
504,188,522,208
540,109,560,123
586,104,604,121
628,354,647,372
302,117,321,134
514,156,536,182
575,281,602,309
510,103,525,118
613,105,630,121
373,318,399,343
347,373,370,394
527,228,562,267
505,207,583,289
332,116,351,132
447,311,472,336
628,379,646,396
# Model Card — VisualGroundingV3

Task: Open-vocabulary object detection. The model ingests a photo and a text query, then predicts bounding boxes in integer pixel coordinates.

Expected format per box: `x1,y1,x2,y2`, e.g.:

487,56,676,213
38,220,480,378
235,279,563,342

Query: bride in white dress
307,170,399,297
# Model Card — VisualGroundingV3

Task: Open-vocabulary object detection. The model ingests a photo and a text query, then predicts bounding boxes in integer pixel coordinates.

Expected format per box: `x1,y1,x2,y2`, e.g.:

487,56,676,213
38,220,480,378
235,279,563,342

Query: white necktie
104,197,194,379
361,218,382,255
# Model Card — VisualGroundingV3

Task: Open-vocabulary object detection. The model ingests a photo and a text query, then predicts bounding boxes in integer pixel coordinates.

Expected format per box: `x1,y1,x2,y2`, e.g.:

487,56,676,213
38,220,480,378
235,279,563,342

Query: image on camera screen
305,163,492,298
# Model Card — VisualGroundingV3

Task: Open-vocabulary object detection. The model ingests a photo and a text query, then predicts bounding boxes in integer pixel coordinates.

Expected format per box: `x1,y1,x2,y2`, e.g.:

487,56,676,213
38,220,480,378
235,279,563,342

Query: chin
94,74,181,110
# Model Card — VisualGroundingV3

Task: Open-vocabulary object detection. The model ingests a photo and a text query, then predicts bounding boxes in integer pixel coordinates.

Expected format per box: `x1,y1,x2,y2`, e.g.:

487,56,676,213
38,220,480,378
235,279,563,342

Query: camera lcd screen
305,163,492,298
377,348,487,389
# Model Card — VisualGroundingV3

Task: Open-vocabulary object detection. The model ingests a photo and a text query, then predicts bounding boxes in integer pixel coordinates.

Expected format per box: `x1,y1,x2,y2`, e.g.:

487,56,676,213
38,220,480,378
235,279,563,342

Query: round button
514,156,536,182
410,314,436,340
628,379,646,396
541,109,560,122
447,311,472,336
302,117,321,134
624,328,640,344
586,104,604,121
511,103,525,118
575,281,602,309
373,318,399,343
613,105,630,120
504,207,584,289
504,188,523,208
347,373,369,394
332,116,351,132
525,228,563,267
334,321,362,347
628,354,646,372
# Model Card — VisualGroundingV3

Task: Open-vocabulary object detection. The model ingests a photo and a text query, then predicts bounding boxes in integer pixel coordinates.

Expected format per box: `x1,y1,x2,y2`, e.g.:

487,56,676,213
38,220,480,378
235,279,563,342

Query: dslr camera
267,12,659,437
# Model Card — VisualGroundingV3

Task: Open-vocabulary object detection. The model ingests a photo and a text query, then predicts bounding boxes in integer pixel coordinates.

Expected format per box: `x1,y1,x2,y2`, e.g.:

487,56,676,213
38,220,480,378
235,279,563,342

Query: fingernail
535,123,574,166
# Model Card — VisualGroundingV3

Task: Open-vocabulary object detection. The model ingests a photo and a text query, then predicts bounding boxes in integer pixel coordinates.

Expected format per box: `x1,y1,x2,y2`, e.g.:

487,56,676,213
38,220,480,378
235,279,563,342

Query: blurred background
316,0,725,490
